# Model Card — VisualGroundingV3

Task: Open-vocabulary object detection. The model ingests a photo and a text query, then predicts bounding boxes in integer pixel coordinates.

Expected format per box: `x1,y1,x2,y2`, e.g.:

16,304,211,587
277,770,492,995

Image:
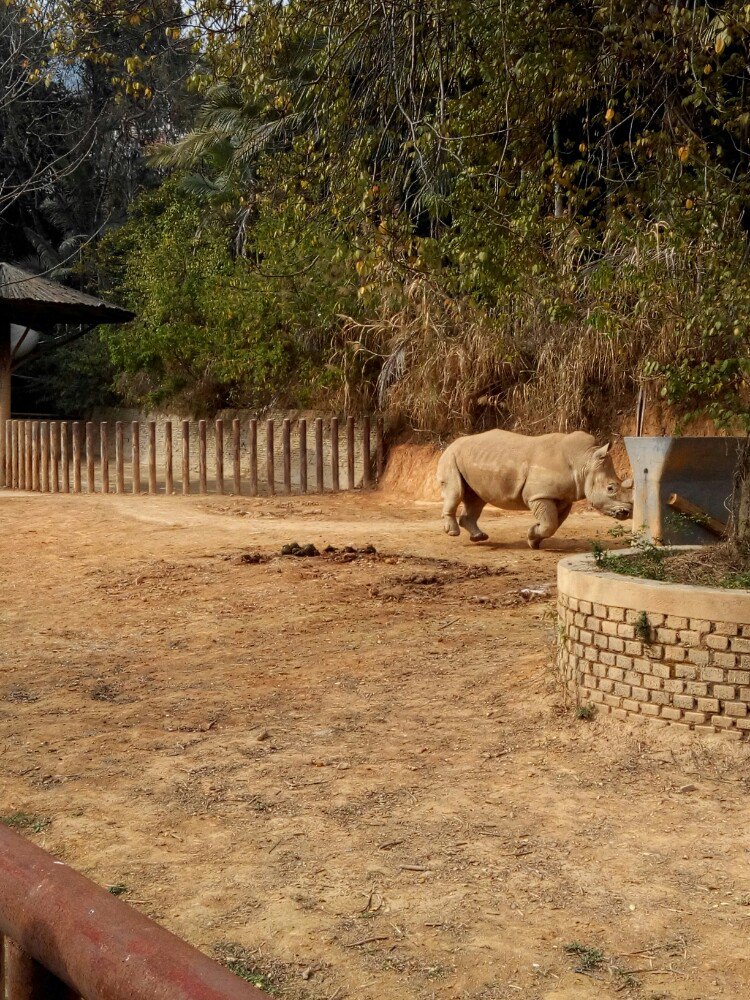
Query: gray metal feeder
624,436,743,545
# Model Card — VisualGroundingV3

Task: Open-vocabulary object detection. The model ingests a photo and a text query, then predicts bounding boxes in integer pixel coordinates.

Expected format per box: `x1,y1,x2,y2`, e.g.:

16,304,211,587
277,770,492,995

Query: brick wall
558,584,750,740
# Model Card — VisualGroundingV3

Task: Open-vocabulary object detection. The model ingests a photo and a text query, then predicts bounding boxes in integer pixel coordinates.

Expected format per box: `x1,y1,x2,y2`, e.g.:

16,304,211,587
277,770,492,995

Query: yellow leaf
605,108,615,123
715,35,725,55
678,146,689,163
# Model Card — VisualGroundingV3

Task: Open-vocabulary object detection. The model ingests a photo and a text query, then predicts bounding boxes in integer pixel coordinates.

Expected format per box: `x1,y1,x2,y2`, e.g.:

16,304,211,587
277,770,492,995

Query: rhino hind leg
439,457,462,537
459,490,488,542
527,498,560,550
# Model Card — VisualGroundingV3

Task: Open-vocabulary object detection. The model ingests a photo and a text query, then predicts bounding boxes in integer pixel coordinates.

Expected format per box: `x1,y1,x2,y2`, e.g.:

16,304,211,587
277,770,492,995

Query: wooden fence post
148,421,157,494
232,418,241,495
298,418,307,494
100,422,109,495
25,421,32,490
11,419,18,488
61,422,70,493
248,418,257,496
362,415,372,489
347,416,355,490
16,419,23,489
266,419,274,496
51,423,60,493
116,422,124,494
72,422,81,493
165,421,173,495
181,420,190,495
86,422,95,493
215,418,224,494
5,419,11,488
198,420,207,493
131,421,141,495
41,422,50,492
315,417,324,492
376,415,385,481
282,418,291,494
32,420,40,491
331,417,339,492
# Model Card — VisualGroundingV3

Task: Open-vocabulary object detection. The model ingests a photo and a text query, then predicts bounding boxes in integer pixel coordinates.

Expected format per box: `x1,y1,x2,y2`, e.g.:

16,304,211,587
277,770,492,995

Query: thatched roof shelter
0,264,135,484
0,262,134,330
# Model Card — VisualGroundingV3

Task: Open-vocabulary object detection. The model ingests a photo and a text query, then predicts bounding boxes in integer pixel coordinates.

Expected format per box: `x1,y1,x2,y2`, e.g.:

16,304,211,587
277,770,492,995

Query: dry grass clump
661,544,750,590
337,257,688,436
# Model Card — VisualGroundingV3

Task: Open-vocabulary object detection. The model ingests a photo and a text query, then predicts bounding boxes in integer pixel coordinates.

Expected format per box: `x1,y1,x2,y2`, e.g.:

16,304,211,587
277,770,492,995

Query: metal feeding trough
624,436,743,545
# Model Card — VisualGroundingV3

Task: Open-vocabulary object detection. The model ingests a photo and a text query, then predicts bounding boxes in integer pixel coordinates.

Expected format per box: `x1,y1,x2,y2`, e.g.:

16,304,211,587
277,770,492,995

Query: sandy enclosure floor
1,491,750,999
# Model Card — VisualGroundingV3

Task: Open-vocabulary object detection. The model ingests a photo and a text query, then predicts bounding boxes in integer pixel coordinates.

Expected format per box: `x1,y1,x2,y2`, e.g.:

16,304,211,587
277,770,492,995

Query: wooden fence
1,415,385,496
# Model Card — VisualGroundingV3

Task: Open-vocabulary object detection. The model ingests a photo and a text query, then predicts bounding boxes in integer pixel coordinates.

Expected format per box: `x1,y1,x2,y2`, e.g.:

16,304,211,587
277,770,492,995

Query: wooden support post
347,416,355,490
72,422,81,493
100,422,109,495
331,417,339,492
266,419,275,495
86,422,95,493
61,422,70,493
215,418,224,494
298,418,307,494
131,421,141,495
232,418,241,495
198,420,207,493
282,418,291,494
0,321,10,488
376,415,385,482
164,421,173,495
249,418,258,496
41,422,50,492
148,421,157,494
181,420,190,495
51,423,60,493
116,422,125,494
315,417,324,492
362,415,372,489
32,421,40,491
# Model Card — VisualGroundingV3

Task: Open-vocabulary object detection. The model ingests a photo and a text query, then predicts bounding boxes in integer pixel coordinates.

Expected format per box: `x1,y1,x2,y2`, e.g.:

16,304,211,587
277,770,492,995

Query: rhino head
583,442,633,521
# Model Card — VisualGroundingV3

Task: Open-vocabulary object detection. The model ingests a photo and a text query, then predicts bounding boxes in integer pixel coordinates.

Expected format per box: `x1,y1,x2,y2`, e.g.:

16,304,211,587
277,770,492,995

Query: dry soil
1,490,750,999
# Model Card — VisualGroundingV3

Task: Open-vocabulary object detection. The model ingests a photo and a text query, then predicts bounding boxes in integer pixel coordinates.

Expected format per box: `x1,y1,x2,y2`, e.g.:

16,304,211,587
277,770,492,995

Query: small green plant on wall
635,611,652,644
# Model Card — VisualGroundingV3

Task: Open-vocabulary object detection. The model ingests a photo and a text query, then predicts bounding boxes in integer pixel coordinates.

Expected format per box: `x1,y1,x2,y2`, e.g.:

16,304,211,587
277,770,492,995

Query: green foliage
0,812,50,834
592,539,668,582
575,704,596,722
564,942,605,972
98,182,355,411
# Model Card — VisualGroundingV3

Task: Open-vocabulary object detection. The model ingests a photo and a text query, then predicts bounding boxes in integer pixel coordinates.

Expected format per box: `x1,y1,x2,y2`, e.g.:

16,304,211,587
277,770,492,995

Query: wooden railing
1,414,385,495
0,823,267,999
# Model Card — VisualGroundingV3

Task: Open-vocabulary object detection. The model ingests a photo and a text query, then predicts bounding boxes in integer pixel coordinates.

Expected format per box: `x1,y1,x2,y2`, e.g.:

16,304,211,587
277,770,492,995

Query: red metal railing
0,825,268,1000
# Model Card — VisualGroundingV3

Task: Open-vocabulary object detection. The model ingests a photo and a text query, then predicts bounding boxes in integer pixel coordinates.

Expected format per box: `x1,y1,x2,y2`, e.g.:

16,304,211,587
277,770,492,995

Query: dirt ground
2,489,750,999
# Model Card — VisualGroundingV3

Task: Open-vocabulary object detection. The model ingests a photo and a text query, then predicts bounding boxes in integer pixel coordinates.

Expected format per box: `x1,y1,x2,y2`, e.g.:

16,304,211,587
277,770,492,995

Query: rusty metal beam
0,825,268,1000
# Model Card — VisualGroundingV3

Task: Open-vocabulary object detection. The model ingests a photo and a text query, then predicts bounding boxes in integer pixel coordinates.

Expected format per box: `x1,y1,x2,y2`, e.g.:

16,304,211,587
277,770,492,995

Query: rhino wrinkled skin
437,430,633,549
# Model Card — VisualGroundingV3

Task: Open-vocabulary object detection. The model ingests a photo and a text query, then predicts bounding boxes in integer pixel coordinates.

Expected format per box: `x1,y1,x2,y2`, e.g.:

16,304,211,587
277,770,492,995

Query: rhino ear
593,441,612,462
621,477,633,489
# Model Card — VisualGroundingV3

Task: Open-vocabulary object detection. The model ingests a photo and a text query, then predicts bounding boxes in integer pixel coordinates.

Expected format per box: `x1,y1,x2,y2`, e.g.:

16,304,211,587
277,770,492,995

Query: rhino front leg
459,490,488,542
527,498,559,550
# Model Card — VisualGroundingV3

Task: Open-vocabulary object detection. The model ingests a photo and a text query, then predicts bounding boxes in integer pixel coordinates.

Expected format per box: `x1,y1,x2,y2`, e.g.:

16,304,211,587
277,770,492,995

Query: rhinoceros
437,430,633,548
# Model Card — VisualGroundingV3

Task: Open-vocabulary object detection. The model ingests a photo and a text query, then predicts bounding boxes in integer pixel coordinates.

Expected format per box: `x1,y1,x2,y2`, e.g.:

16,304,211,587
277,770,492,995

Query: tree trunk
733,438,750,561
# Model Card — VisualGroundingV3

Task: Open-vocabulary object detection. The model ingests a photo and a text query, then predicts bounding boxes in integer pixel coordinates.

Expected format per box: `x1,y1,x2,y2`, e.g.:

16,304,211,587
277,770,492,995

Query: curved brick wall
557,551,750,739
